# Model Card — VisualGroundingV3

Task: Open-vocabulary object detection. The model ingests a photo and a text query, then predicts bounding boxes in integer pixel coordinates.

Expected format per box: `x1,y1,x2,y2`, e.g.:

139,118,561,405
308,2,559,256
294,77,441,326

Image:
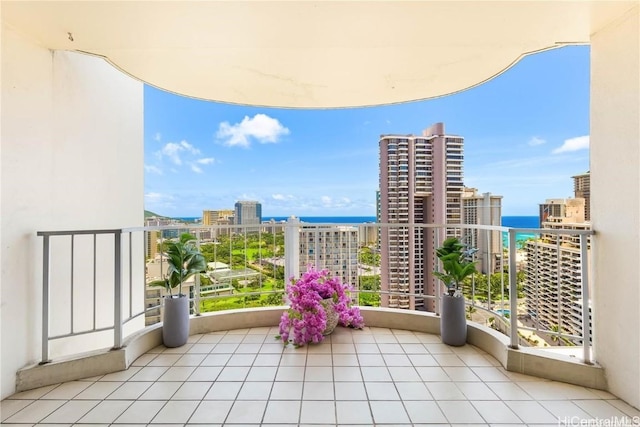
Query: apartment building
299,226,359,289
462,187,503,273
572,171,591,221
235,201,262,231
526,186,591,345
378,122,464,311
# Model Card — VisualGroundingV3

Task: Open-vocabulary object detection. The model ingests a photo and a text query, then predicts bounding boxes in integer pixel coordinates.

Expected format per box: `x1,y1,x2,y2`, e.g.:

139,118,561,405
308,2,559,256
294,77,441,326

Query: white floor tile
78,400,133,424
486,382,532,400
540,400,593,419
334,381,367,400
404,400,448,423
358,354,385,366
401,343,429,354
269,381,303,400
158,366,196,381
279,354,307,366
360,366,392,381
225,400,267,424
5,384,57,400
276,366,305,381
336,400,373,424
204,381,242,400
470,366,511,382
246,366,278,381
471,400,522,423
443,366,481,381
395,382,433,400
365,382,400,400
188,400,233,423
377,343,404,354
504,400,558,424
303,381,334,400
41,381,91,399
433,354,466,366
455,381,500,400
40,400,99,423
187,343,215,353
5,400,67,423
139,381,181,400
226,353,257,366
332,354,360,366
388,366,421,382
334,366,363,381
1,399,34,421
426,382,467,400
188,366,222,381
237,381,272,400
201,353,231,366
416,366,451,381
106,381,153,399
128,366,169,382
438,400,485,423
573,400,630,419
300,400,336,424
370,401,410,424
305,366,333,381
263,400,301,424
355,343,380,353
114,400,165,423
150,400,199,423
253,353,282,366
99,367,141,381
408,354,439,366
147,354,181,366
306,354,333,366
73,381,123,400
383,354,411,366
211,343,239,353
172,381,212,400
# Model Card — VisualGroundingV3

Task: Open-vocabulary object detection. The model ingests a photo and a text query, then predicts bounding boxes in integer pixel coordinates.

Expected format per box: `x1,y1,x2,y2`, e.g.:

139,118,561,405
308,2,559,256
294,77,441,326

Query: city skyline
144,45,590,218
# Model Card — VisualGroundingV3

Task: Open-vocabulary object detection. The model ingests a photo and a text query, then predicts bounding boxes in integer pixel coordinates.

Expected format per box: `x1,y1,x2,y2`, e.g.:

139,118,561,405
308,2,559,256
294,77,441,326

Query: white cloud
552,135,590,154
154,132,162,142
528,136,546,146
197,157,215,165
321,196,332,206
272,194,295,201
190,164,203,174
144,164,163,175
217,114,290,147
159,140,201,165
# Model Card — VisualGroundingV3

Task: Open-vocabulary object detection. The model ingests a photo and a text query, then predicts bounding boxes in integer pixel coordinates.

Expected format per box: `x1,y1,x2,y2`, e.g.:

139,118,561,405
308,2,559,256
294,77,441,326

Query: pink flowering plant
277,266,365,347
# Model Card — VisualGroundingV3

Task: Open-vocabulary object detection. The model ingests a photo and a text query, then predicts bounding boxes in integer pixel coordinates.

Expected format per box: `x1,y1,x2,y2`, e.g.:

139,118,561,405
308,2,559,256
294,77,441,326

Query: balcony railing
37,220,594,366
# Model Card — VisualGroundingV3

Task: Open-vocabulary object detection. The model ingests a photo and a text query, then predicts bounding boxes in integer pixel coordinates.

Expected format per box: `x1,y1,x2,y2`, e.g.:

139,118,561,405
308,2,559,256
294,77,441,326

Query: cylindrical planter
163,294,190,348
440,294,467,346
320,298,339,335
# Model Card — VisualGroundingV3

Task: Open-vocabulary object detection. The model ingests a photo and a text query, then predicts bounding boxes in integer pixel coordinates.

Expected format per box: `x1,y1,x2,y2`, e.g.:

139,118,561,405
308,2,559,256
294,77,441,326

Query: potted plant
433,237,477,346
151,233,206,347
277,266,364,347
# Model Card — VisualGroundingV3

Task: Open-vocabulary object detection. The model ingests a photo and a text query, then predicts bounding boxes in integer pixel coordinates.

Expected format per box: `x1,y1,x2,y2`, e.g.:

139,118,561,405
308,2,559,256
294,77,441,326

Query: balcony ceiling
2,1,636,108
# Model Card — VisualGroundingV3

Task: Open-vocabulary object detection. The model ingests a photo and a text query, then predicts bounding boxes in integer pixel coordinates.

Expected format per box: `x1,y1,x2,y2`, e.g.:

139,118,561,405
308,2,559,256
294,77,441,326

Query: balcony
4,221,636,423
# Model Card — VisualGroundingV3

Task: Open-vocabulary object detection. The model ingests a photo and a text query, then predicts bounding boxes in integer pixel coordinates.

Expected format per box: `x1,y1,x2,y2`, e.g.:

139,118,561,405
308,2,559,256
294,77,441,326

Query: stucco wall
1,27,144,398
591,5,640,409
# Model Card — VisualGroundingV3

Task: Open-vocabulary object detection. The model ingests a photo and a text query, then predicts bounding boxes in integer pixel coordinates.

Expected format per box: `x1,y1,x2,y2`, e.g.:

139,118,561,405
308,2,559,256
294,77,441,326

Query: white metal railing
37,220,594,364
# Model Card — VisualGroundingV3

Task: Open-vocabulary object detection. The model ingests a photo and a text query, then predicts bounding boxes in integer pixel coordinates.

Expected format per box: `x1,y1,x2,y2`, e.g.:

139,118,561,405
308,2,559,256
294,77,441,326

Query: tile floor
2,326,639,426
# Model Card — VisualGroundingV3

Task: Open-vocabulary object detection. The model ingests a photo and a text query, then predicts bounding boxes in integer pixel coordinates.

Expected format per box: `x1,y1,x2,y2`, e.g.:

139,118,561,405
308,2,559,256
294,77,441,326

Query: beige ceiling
2,1,637,108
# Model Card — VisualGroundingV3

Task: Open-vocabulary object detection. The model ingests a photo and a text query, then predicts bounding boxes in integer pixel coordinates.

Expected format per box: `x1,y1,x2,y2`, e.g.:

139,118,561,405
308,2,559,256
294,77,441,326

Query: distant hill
144,210,167,218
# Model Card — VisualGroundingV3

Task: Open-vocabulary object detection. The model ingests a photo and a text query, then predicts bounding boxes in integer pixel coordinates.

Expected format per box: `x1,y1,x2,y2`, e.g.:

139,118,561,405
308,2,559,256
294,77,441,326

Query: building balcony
4,220,632,421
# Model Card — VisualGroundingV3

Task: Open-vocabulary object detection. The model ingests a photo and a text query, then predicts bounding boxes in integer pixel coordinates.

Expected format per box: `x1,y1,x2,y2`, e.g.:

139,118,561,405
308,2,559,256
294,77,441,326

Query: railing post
113,230,123,349
580,234,592,364
508,229,519,349
284,216,300,292
40,234,51,364
194,229,201,316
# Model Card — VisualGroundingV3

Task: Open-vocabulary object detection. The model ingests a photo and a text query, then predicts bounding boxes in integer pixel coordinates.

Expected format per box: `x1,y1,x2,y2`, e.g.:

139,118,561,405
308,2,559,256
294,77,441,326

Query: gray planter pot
440,294,467,346
163,294,189,348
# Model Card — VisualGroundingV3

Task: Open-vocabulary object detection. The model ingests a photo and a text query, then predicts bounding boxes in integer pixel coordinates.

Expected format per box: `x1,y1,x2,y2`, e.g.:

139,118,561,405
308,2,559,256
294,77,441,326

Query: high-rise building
378,122,464,311
202,209,234,226
462,188,503,273
525,174,592,346
234,201,262,230
299,226,359,289
572,171,590,221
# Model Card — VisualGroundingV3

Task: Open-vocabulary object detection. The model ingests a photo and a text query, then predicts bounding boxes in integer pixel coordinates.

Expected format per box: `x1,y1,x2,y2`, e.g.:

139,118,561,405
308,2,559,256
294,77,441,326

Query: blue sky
144,45,590,218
